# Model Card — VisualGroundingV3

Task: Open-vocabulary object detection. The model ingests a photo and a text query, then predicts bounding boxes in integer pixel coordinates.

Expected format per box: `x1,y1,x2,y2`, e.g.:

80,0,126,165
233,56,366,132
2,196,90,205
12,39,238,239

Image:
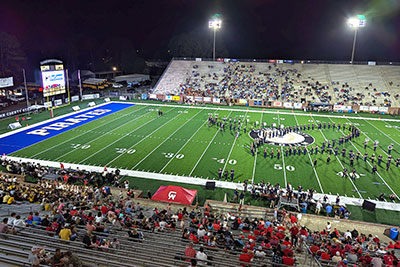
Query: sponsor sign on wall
213,98,220,103
203,97,211,102
195,96,203,102
0,77,13,88
149,94,157,99
293,103,303,109
273,101,282,107
379,107,388,112
359,106,369,111
283,102,293,108
369,106,379,112
172,96,181,101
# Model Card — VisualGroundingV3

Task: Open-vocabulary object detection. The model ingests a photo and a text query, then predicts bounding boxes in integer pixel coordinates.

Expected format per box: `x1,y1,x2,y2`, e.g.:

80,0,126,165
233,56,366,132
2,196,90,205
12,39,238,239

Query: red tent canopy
151,185,197,205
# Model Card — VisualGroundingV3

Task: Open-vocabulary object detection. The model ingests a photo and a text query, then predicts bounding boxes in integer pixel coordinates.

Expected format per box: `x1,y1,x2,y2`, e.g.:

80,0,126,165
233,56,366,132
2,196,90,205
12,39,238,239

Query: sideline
4,155,400,212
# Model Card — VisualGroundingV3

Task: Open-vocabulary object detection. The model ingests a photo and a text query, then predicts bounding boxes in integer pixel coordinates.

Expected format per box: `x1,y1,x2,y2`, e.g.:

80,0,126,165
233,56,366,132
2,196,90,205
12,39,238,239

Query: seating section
153,60,400,107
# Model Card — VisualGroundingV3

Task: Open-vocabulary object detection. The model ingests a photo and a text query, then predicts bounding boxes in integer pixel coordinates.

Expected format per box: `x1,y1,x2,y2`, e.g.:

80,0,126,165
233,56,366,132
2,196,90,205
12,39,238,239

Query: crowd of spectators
176,61,397,107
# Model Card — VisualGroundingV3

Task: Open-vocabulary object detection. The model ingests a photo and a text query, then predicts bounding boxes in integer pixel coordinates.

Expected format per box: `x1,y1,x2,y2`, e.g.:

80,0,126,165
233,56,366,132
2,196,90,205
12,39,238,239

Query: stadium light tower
347,14,366,64
209,17,222,61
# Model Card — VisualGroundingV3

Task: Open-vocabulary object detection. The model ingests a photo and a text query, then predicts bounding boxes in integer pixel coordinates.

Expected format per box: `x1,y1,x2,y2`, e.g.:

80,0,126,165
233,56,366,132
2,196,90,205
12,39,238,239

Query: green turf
5,102,400,203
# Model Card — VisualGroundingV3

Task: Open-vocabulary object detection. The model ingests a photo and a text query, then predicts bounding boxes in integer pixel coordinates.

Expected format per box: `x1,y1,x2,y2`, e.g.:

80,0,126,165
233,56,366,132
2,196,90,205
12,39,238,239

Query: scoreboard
40,60,66,97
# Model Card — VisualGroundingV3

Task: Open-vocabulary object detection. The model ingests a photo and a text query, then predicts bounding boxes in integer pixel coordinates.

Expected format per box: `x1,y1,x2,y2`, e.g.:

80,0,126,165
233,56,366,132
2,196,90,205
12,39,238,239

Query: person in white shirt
315,201,322,214
325,222,331,232
197,225,206,239
13,215,25,227
8,212,16,225
344,230,352,240
255,246,266,257
196,247,207,266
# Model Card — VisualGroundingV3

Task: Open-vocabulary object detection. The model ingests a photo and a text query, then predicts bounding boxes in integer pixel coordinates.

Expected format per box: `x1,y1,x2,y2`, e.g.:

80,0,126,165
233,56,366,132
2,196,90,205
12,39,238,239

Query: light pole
347,15,366,64
208,18,222,61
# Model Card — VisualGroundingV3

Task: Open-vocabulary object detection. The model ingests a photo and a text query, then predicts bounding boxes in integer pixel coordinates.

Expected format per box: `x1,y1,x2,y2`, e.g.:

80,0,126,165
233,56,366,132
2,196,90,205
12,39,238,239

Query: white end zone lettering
27,129,50,136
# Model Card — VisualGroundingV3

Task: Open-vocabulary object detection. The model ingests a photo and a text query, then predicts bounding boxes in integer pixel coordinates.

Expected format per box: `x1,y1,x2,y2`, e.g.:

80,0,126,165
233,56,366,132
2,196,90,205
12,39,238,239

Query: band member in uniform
218,168,222,180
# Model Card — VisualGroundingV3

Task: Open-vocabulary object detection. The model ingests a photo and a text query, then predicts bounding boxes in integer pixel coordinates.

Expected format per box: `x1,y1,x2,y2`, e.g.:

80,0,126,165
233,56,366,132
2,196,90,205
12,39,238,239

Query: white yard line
277,112,287,187
310,115,363,199
131,109,203,170
293,113,324,193
251,112,263,183
159,109,215,173
54,106,149,161
364,119,400,147
222,111,248,174
82,107,178,165
328,117,400,200
188,111,233,176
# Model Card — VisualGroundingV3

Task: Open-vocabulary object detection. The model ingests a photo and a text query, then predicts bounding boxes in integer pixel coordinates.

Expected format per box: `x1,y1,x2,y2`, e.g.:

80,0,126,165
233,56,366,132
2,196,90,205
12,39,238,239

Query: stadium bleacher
153,60,400,107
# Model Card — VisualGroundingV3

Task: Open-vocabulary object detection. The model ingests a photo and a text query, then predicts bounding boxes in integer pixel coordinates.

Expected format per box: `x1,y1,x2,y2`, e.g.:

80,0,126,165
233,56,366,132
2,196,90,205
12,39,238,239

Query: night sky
1,0,400,72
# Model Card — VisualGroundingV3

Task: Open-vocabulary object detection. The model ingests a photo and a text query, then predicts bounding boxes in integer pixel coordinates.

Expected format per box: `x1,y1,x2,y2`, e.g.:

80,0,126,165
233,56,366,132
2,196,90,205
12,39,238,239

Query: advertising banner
172,96,181,101
203,97,211,102
149,94,157,99
269,60,277,63
273,101,282,107
283,102,293,108
293,103,303,109
359,106,369,111
186,96,194,101
141,93,148,100
195,58,202,62
239,99,247,104
277,60,284,64
379,107,388,112
165,95,173,100
195,96,203,102
0,77,13,88
54,99,62,106
213,98,220,103
369,106,379,112
71,96,79,102
333,105,352,111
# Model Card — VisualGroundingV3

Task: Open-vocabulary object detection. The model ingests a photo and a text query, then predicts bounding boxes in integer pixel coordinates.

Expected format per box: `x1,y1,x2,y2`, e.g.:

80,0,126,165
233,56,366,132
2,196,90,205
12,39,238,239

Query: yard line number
213,158,237,165
116,148,136,154
164,152,185,159
71,144,91,149
274,164,295,172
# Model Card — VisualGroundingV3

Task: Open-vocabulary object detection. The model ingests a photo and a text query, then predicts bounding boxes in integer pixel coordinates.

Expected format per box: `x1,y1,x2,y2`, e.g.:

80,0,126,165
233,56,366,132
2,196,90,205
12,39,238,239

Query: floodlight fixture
347,14,366,63
209,18,222,61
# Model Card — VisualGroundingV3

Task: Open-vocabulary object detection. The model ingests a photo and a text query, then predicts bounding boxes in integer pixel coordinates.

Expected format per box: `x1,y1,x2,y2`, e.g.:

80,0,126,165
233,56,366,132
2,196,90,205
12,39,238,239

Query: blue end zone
0,102,135,155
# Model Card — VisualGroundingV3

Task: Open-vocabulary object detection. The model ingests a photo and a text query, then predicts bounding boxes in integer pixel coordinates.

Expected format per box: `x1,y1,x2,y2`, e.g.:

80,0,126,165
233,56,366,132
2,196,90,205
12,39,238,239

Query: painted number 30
274,164,295,171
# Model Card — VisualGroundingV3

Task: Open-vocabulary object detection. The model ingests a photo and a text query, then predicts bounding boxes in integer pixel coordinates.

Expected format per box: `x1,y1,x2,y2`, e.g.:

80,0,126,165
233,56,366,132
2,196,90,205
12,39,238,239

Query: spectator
59,224,72,241
0,218,9,233
196,247,208,266
184,242,197,262
332,251,342,263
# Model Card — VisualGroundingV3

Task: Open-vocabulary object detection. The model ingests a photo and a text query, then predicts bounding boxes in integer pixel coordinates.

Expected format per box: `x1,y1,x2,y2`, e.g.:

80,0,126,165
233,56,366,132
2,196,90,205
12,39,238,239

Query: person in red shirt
310,245,320,255
184,243,196,262
239,249,253,266
247,232,256,241
282,256,294,266
276,231,285,240
320,250,330,261
101,205,108,215
282,237,292,248
290,214,297,224
289,224,299,247
359,252,372,265
283,247,293,257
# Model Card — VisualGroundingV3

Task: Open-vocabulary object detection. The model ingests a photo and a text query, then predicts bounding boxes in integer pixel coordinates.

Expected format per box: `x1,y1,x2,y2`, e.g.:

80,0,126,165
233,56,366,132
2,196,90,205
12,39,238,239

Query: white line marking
293,113,324,194
160,110,215,172
277,113,287,187
222,111,248,174
128,101,400,122
83,107,177,164
188,111,233,176
328,117,399,200
131,109,203,170
310,115,363,199
251,112,263,183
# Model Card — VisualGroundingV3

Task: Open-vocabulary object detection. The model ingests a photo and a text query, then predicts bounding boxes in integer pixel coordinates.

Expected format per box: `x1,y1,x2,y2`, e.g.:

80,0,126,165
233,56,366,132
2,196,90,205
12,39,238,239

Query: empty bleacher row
153,60,400,107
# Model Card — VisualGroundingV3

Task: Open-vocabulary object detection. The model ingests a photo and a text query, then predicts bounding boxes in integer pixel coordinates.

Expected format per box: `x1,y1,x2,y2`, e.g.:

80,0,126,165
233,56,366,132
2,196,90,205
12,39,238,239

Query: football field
5,102,400,201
